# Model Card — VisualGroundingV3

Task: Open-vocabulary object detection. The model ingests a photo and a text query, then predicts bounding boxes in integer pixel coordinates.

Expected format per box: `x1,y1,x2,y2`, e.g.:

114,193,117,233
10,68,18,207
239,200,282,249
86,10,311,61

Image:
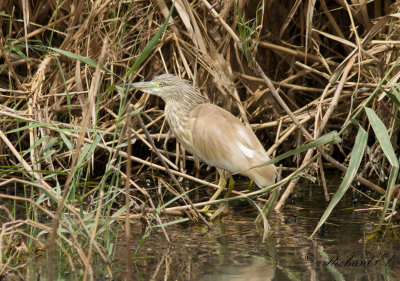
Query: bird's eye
158,82,164,87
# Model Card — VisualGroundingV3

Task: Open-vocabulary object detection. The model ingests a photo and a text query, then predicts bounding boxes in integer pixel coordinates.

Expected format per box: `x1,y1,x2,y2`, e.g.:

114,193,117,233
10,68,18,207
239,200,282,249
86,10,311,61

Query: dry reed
1,0,400,278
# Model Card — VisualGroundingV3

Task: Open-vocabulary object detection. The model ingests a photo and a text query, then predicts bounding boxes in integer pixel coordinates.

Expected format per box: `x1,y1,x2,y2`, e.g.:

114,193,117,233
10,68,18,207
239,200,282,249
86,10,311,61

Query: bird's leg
224,174,235,199
248,180,255,192
209,167,227,201
208,174,235,220
199,168,227,214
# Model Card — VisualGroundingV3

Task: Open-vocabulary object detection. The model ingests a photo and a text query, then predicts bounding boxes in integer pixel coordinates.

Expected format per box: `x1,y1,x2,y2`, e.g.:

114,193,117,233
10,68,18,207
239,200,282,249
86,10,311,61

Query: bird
125,74,276,211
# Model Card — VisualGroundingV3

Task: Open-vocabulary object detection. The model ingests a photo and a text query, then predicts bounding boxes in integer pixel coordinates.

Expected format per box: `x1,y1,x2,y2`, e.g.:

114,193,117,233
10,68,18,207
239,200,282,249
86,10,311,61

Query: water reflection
3,177,399,280
115,178,399,281
197,256,276,281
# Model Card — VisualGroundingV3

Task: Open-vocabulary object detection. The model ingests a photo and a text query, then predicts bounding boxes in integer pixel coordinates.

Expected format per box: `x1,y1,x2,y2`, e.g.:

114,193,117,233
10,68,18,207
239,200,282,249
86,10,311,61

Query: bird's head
123,74,208,104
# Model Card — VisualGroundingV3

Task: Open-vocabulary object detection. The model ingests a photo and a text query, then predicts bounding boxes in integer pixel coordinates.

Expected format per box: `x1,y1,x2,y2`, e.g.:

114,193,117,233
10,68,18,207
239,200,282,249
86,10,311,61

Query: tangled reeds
0,0,399,279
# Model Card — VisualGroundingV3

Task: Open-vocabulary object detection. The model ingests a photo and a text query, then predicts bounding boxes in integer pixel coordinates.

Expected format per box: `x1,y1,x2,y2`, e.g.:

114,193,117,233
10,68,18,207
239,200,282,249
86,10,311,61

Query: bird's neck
164,95,205,126
163,90,208,118
163,93,207,153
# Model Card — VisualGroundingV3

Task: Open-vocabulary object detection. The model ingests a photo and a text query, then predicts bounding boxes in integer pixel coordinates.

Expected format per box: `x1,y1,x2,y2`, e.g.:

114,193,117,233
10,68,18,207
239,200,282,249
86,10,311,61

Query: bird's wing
189,103,269,174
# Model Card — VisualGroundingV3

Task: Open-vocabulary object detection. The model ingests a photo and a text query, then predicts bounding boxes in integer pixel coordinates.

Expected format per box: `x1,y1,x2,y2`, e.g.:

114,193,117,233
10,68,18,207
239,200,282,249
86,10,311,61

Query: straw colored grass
1,0,400,278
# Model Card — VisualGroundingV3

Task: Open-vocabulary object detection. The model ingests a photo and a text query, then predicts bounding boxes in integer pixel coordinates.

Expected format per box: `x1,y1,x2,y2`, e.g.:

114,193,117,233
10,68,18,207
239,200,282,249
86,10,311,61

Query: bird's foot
198,204,227,220
198,205,214,218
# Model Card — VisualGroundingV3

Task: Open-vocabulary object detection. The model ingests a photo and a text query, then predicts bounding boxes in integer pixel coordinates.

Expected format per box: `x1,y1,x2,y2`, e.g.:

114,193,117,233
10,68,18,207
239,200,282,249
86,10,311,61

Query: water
113,177,399,281
2,176,399,280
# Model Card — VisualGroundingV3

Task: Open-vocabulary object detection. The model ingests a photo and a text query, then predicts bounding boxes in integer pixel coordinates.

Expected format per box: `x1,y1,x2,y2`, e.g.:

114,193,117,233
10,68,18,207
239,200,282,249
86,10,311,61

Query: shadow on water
115,175,399,281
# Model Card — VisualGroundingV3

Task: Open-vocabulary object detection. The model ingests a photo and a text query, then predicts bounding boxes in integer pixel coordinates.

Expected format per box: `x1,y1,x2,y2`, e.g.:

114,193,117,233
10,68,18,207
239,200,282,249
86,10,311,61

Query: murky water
112,175,400,281
2,175,399,280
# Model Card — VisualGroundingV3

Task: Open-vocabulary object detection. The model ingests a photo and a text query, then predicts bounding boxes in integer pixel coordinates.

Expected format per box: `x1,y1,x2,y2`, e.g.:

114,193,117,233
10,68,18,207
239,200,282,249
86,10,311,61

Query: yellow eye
158,82,164,87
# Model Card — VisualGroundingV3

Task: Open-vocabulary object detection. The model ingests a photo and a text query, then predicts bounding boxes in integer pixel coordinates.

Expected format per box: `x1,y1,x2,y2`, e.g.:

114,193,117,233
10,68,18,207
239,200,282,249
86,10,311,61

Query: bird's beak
121,82,157,91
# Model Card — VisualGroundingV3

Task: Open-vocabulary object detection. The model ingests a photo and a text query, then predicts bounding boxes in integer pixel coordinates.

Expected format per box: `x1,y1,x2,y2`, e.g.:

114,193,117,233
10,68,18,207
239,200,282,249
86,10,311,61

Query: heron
126,74,276,213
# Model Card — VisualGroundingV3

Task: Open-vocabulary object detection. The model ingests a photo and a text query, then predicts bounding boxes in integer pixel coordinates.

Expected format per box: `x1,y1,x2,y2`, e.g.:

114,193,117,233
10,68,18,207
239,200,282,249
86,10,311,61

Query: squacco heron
127,74,276,210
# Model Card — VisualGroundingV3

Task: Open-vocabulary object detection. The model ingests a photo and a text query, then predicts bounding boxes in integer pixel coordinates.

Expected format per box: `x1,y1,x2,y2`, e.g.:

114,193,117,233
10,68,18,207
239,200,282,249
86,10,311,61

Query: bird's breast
164,104,195,153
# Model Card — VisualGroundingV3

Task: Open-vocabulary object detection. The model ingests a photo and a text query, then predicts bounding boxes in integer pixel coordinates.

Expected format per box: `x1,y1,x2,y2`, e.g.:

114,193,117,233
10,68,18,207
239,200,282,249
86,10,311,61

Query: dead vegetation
0,0,400,279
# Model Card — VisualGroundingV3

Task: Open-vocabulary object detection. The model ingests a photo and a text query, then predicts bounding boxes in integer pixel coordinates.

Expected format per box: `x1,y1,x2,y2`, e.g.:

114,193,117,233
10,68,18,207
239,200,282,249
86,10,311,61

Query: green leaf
248,196,271,241
115,138,136,149
152,218,190,228
54,127,110,134
38,137,60,158
76,134,102,167
310,125,368,237
393,83,400,104
256,188,279,223
125,1,175,77
382,168,399,225
59,131,73,152
49,47,98,67
155,186,198,213
37,149,58,163
364,107,399,167
256,131,341,167
384,86,400,107
48,47,113,75
6,122,54,134
37,193,49,204
365,107,399,226
21,136,50,157
37,230,49,238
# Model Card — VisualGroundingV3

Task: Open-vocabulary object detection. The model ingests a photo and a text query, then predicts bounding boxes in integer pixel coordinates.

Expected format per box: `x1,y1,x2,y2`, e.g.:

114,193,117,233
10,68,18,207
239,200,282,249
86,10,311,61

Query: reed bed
0,0,399,279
